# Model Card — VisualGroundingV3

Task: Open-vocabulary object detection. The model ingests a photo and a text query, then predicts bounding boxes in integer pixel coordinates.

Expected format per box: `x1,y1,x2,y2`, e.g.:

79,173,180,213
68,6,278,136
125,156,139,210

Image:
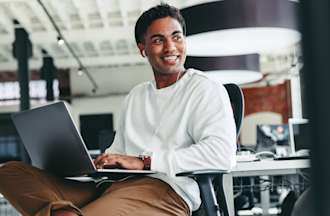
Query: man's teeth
163,56,177,61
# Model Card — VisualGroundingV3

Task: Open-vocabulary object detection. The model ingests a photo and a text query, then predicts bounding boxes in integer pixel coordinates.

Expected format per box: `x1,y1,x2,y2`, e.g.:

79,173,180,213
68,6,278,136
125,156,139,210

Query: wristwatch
139,153,152,170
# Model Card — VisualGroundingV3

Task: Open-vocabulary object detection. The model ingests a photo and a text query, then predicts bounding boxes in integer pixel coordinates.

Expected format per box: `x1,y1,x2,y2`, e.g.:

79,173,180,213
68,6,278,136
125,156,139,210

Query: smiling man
0,4,236,216
94,3,237,215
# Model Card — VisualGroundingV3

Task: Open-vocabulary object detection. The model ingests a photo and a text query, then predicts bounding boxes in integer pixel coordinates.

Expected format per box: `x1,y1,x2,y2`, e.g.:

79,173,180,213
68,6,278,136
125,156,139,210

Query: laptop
12,101,155,177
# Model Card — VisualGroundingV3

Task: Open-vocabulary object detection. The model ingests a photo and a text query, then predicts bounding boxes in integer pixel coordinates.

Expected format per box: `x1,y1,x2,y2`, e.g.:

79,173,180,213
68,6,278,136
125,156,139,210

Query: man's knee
0,160,26,169
0,161,29,176
0,161,34,189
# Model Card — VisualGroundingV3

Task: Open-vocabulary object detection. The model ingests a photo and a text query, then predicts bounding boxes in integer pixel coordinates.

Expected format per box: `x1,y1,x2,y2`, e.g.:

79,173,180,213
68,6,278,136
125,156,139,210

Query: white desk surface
231,159,310,177
231,159,310,176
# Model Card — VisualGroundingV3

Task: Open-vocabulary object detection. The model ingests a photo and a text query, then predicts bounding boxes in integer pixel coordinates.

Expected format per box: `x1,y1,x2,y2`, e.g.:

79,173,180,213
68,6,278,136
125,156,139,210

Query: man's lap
82,177,189,215
0,161,189,216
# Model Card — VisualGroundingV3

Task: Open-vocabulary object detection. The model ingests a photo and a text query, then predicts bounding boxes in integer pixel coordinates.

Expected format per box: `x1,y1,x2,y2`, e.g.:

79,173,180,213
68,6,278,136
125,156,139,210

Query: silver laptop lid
12,101,96,177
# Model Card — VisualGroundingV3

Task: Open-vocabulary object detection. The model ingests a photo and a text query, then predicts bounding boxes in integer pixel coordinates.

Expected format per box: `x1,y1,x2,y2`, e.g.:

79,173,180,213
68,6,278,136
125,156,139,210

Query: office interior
0,0,329,215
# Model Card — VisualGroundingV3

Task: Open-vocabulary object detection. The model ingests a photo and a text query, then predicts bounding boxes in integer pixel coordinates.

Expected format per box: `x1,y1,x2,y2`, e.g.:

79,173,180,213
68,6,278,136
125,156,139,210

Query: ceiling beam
5,2,33,33
0,6,14,34
141,0,159,11
44,0,71,30
118,0,128,27
0,55,147,71
28,0,54,32
71,0,89,29
0,44,14,63
95,0,109,28
0,0,30,2
0,26,134,44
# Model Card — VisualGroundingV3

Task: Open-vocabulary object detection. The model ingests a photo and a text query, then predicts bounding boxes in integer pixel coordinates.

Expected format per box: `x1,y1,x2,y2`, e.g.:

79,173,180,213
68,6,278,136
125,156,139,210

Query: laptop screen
12,102,96,176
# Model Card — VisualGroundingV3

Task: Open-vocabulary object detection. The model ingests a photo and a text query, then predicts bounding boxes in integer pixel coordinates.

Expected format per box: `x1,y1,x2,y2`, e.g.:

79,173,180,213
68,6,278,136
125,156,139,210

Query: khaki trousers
0,161,190,216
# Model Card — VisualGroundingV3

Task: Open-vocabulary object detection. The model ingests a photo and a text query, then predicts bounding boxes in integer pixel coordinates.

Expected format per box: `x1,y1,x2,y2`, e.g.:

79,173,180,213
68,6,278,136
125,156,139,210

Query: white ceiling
0,0,212,71
0,0,300,96
0,0,217,95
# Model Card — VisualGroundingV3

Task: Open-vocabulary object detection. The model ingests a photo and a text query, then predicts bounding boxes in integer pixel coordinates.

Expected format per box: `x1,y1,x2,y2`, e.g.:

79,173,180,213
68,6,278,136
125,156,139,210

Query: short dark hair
134,3,186,45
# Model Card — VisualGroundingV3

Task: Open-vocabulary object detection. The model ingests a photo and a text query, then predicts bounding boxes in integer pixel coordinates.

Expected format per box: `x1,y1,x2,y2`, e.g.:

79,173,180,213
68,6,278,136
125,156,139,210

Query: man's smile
162,55,180,64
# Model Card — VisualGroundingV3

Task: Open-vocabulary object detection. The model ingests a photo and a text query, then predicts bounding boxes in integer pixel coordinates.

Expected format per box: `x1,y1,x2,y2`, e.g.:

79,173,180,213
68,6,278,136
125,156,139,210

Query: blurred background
0,0,325,215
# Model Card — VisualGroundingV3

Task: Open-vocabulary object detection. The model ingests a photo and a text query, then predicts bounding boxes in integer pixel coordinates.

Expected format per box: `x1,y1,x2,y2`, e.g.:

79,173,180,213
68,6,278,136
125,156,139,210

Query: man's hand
94,153,144,170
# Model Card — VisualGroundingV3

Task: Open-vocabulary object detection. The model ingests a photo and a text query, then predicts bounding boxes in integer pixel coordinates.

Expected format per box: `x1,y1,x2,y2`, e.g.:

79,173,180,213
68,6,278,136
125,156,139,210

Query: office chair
176,83,245,216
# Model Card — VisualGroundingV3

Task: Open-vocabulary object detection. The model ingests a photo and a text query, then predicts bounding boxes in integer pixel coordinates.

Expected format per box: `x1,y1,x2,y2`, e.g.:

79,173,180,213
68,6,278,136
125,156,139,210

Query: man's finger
94,153,109,165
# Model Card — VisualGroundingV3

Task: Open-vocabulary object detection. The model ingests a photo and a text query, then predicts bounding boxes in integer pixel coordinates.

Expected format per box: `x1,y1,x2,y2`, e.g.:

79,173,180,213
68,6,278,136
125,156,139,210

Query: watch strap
139,154,151,170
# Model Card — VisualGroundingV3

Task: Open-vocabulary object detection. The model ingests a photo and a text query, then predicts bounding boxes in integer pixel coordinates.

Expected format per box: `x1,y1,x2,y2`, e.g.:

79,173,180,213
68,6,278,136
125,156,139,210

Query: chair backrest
190,84,245,216
224,83,245,138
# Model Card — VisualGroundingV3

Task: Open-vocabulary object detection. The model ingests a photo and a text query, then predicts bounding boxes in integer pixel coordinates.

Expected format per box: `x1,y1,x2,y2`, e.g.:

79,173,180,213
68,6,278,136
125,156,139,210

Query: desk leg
223,174,235,216
260,176,270,214
289,174,300,193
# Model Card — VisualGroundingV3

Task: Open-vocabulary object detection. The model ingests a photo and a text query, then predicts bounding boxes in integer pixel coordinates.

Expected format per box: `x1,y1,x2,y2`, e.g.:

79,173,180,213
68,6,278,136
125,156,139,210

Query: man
0,4,236,216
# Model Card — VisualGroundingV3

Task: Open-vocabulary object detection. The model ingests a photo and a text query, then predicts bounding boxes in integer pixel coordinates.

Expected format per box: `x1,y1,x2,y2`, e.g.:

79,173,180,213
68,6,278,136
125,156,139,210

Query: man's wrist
139,153,152,170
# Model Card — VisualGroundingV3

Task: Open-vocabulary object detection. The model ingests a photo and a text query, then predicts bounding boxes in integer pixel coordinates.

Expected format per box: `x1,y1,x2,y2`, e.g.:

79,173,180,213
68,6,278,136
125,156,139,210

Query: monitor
256,124,290,156
288,118,310,155
79,113,114,150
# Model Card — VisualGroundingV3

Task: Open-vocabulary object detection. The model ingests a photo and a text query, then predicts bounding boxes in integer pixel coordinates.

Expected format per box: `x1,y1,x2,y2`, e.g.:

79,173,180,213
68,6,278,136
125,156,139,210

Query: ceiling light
77,68,84,76
57,36,64,46
181,0,300,56
185,54,262,84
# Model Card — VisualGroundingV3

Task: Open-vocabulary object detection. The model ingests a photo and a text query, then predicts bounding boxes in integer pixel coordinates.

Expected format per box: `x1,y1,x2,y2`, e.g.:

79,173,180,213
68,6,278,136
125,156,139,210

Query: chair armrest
176,169,228,177
176,169,230,216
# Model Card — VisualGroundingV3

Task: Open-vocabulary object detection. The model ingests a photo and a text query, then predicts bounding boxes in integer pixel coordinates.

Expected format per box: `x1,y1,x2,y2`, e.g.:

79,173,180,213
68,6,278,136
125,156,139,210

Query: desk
224,159,310,216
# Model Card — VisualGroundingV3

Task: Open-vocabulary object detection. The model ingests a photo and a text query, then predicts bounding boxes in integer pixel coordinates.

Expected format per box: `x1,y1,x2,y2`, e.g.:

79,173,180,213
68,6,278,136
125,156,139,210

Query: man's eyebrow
150,34,164,39
172,30,183,35
150,30,183,39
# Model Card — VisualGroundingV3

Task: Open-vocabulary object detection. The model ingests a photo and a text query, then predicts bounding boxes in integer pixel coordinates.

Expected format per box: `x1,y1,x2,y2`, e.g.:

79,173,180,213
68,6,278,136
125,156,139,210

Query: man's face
138,16,186,75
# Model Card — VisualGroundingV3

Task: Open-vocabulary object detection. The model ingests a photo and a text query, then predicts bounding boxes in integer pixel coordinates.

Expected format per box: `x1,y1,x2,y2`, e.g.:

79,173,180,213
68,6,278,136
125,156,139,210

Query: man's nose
164,39,176,52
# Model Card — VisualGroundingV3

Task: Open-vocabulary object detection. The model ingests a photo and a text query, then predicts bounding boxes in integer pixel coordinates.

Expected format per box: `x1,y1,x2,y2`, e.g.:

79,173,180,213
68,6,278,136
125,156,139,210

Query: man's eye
152,38,163,44
173,35,182,41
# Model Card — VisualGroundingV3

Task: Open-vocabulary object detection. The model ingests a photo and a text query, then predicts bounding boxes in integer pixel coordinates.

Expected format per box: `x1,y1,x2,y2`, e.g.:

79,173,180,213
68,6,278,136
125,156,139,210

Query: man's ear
138,43,146,57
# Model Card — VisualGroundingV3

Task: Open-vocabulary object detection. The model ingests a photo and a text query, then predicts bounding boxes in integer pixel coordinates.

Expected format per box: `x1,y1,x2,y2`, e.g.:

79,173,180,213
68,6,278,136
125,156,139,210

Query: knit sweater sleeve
151,82,237,176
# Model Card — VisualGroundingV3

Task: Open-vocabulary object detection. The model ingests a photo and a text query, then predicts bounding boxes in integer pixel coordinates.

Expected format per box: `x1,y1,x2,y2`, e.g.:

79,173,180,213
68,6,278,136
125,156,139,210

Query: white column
290,63,303,119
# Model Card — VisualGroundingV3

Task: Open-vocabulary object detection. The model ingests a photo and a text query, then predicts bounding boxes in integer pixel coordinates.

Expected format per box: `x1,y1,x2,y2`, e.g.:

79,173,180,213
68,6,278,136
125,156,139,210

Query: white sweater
106,69,237,212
